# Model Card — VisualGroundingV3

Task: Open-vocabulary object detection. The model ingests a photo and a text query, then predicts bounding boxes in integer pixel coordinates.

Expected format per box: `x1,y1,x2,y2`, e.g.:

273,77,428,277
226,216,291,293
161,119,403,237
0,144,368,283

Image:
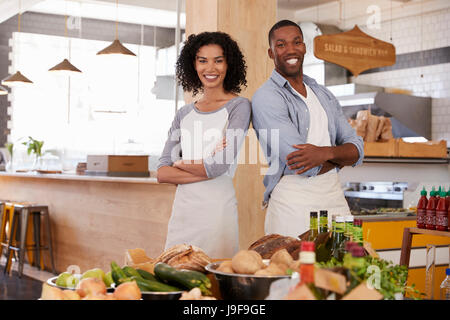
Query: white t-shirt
293,83,332,147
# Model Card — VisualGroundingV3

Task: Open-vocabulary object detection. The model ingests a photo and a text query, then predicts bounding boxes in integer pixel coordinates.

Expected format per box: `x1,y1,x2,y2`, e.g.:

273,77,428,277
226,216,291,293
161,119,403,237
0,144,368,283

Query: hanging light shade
0,85,8,95
49,58,82,75
49,2,82,76
96,0,136,57
3,0,33,87
2,71,33,87
96,39,136,56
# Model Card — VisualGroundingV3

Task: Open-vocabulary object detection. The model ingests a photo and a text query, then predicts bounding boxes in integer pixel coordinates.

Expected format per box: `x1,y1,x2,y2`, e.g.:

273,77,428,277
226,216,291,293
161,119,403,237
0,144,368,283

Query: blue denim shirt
251,70,364,206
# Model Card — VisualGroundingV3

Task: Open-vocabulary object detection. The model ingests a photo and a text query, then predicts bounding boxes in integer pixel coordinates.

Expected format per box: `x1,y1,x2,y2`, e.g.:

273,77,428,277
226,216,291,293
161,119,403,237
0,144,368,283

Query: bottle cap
440,191,447,197
336,216,345,223
301,241,315,252
350,246,366,257
446,268,450,276
345,215,354,222
320,210,328,217
354,219,363,226
420,187,427,196
310,211,318,218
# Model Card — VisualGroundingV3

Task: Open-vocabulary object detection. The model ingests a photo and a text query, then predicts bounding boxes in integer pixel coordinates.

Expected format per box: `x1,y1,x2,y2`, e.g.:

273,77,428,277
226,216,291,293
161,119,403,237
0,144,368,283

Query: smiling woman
157,31,251,259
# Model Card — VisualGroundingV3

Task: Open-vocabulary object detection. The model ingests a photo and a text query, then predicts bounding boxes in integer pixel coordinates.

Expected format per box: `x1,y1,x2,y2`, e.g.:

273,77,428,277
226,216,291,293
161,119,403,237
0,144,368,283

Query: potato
270,249,293,267
217,260,234,274
231,250,265,274
254,262,286,276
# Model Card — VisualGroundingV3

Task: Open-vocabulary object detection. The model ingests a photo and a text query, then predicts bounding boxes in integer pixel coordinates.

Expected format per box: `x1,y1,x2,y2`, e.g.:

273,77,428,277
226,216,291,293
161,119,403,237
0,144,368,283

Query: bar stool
0,200,14,261
3,202,56,277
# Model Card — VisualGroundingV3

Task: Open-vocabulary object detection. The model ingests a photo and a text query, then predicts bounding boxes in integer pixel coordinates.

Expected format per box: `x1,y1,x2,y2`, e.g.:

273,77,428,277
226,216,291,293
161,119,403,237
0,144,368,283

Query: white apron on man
265,84,350,238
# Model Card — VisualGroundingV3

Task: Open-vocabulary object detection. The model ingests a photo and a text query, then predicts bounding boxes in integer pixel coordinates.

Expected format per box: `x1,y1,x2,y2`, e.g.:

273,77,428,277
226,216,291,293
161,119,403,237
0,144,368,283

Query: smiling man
251,20,364,237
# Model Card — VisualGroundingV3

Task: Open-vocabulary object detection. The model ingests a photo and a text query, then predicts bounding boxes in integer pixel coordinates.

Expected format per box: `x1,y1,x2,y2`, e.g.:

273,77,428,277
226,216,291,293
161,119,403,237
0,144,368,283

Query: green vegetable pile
110,261,212,296
318,255,424,300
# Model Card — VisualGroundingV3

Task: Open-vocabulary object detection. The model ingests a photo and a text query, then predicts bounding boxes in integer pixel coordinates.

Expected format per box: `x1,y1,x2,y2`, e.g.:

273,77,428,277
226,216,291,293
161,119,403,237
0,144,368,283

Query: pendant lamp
96,0,136,57
1,0,33,87
49,6,82,75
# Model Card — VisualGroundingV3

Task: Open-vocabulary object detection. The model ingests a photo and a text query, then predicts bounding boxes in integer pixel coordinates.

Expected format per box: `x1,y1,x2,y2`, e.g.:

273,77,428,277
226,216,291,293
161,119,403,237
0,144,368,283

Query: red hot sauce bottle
436,191,449,231
425,189,437,230
416,187,428,229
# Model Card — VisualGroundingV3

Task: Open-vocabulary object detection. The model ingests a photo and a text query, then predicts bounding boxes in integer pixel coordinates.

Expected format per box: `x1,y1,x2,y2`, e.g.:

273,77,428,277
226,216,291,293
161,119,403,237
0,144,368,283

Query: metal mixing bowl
205,261,291,300
140,290,184,300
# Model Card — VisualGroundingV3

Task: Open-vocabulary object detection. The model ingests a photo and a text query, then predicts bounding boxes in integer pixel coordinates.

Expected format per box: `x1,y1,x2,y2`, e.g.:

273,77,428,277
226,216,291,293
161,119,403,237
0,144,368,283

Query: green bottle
331,216,345,261
344,215,354,241
353,218,363,245
319,210,328,233
308,211,318,241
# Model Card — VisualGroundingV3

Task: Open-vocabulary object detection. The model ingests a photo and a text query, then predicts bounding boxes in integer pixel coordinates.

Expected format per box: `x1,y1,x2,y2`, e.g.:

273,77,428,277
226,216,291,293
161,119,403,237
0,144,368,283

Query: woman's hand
211,137,227,156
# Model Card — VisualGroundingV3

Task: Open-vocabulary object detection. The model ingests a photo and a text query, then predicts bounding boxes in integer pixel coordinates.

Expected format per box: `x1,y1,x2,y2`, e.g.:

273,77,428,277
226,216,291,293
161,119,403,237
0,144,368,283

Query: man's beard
277,57,303,78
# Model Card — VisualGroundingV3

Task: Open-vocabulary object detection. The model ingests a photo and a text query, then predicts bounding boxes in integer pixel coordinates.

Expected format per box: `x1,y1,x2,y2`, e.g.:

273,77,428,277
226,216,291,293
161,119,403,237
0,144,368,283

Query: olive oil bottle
308,211,319,241
319,210,328,233
331,216,346,261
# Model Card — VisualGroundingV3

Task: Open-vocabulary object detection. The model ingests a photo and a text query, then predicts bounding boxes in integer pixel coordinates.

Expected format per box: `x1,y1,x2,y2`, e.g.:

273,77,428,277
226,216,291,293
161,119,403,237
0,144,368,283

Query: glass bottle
352,218,364,245
331,216,345,261
308,211,318,241
299,241,315,285
319,210,328,234
344,215,354,242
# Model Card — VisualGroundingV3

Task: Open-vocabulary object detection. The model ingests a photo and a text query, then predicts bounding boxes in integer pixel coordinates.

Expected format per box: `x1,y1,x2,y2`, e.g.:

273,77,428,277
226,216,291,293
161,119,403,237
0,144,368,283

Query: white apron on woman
265,84,350,238
158,97,251,259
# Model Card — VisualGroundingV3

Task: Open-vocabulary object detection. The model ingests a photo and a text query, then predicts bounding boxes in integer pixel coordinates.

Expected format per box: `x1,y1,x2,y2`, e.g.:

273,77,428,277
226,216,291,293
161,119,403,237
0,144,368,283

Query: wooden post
399,227,413,267
185,0,276,249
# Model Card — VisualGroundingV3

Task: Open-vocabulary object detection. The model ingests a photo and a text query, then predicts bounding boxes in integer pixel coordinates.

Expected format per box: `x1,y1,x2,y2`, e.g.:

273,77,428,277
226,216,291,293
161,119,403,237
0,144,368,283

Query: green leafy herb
22,136,44,157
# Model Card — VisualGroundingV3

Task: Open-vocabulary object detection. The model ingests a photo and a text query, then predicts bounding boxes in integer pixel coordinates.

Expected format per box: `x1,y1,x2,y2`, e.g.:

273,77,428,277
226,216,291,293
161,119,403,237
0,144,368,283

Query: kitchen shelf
363,157,449,164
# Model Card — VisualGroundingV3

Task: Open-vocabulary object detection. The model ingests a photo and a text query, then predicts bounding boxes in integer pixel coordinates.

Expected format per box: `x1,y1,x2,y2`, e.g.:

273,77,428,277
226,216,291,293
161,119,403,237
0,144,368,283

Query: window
9,31,182,171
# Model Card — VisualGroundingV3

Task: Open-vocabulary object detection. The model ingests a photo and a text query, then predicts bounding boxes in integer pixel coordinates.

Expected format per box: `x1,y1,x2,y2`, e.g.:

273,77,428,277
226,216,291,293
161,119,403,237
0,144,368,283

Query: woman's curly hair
176,32,247,96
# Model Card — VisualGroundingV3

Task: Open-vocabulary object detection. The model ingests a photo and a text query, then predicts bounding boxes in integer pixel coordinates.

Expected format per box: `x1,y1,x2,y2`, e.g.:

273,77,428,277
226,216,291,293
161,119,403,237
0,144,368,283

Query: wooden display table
400,227,450,267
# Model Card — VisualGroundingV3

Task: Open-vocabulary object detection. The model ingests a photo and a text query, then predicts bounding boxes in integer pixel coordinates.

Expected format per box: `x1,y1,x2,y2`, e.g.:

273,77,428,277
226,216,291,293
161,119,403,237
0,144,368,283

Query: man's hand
286,144,332,175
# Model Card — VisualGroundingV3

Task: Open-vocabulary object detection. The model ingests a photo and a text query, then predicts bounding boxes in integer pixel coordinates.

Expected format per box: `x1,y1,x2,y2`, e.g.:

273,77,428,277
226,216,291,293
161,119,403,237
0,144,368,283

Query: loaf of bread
154,244,212,273
380,117,394,141
248,234,302,260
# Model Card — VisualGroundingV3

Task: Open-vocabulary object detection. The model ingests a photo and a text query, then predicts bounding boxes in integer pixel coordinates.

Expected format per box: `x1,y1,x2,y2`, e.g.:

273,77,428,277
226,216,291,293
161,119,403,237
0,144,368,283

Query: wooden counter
0,172,176,274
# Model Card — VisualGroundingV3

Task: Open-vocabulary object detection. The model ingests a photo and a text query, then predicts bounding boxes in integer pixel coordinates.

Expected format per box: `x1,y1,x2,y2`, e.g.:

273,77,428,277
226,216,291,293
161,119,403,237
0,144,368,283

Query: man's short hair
268,20,303,45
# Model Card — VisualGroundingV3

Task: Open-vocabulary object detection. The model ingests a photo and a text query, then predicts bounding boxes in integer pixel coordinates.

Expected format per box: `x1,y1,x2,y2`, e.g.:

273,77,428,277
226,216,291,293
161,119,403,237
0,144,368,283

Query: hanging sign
313,25,396,77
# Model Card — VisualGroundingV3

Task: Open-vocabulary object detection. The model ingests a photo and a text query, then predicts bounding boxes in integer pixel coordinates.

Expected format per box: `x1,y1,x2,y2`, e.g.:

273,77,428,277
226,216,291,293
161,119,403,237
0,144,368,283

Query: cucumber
136,269,157,282
110,261,127,285
154,262,212,295
122,266,143,280
132,276,182,292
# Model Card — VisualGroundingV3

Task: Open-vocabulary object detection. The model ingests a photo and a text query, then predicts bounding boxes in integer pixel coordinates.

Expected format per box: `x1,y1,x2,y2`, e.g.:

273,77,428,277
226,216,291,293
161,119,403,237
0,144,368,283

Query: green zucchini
132,276,182,292
154,262,212,295
110,261,127,285
122,266,143,280
136,269,157,282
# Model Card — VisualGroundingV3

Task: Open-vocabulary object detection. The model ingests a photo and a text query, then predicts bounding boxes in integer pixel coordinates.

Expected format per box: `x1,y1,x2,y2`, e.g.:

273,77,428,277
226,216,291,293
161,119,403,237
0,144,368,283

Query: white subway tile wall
349,8,450,145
